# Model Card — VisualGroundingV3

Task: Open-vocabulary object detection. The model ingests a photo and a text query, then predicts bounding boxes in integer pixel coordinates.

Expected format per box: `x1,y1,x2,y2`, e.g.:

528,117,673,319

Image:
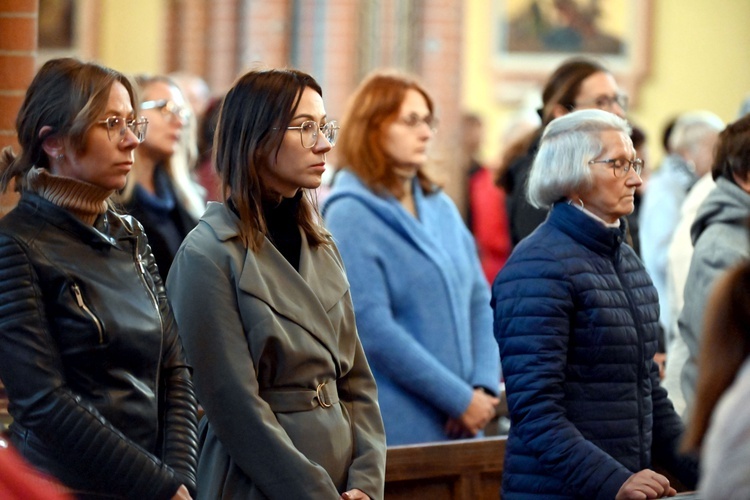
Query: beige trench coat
166,203,386,499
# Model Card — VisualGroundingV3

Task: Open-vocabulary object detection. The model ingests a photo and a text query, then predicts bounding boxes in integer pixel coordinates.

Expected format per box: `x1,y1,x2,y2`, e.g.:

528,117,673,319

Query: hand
341,488,370,500
615,470,676,499
171,485,192,500
454,389,500,437
653,352,666,380
445,417,471,439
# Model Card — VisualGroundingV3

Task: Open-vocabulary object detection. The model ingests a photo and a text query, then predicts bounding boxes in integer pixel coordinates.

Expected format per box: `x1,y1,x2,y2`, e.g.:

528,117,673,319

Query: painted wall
97,0,165,75
464,0,750,166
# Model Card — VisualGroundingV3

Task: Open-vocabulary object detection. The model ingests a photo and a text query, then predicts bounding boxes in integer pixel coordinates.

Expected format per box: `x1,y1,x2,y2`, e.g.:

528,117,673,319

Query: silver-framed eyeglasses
140,99,191,122
576,93,629,112
286,120,339,148
396,113,439,131
96,116,148,143
588,157,644,178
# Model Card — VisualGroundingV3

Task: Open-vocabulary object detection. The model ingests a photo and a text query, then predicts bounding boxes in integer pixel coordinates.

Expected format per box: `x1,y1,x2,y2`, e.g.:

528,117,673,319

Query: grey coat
678,177,750,408
166,203,386,499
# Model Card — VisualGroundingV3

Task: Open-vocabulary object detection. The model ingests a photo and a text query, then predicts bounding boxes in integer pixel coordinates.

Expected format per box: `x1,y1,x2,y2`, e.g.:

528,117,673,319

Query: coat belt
259,381,339,413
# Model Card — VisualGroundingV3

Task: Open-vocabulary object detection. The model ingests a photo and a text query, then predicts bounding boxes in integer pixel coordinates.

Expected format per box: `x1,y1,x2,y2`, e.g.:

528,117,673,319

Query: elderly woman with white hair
491,110,698,499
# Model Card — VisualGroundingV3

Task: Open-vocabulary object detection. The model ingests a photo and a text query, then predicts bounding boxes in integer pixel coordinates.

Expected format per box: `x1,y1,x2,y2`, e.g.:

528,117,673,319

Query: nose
120,127,140,149
312,132,333,153
611,102,627,119
626,167,643,187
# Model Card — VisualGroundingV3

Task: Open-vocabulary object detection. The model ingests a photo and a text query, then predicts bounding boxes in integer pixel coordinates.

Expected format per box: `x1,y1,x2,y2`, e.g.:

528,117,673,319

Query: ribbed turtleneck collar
24,167,112,225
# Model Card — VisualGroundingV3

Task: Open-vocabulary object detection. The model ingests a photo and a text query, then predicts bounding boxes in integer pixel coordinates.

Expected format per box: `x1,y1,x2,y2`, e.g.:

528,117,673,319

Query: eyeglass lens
298,121,339,148
141,100,189,122
105,117,148,143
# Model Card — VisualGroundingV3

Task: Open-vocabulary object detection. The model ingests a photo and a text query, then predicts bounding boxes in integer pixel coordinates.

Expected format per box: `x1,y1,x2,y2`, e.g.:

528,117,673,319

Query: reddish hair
337,71,438,198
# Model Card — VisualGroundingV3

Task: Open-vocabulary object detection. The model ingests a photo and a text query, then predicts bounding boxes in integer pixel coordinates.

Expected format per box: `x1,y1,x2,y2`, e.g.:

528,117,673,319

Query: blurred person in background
498,57,627,247
116,75,205,281
678,113,750,413
493,110,697,499
323,70,500,445
682,260,750,499
195,96,223,202
639,111,723,342
463,112,514,284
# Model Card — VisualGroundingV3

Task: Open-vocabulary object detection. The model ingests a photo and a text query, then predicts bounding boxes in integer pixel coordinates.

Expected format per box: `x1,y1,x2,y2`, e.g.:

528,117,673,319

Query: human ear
551,104,571,119
39,126,65,160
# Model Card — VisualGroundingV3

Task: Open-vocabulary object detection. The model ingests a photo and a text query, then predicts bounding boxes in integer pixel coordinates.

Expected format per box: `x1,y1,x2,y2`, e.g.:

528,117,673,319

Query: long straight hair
214,68,329,251
683,261,750,452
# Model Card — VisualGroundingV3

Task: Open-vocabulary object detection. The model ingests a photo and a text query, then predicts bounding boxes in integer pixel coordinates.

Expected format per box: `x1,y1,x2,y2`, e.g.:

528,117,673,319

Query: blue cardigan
492,202,696,499
322,170,500,445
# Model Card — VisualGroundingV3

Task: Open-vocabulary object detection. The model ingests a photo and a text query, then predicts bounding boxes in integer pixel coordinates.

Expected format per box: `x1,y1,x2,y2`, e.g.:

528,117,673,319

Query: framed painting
492,0,652,104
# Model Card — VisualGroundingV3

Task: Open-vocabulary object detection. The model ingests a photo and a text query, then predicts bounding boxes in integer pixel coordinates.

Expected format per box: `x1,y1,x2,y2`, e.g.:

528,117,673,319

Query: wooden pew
384,436,506,499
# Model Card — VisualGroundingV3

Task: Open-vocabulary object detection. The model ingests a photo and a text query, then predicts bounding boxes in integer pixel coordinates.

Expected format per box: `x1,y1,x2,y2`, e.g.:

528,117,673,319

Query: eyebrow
103,109,135,117
291,113,327,121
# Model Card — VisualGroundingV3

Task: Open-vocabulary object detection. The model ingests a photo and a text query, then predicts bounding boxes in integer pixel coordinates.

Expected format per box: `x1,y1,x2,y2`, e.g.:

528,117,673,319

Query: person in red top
0,435,71,500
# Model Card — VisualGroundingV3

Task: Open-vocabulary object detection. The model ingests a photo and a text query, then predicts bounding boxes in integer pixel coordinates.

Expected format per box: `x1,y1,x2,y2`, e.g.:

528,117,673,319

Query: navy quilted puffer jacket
491,202,697,499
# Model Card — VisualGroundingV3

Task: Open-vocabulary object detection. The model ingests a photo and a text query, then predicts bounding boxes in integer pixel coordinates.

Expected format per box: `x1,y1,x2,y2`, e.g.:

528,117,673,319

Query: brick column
0,0,37,219
0,0,37,425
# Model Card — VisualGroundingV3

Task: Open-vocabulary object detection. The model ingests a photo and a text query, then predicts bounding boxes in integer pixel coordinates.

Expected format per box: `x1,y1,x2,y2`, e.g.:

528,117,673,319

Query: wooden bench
384,436,506,499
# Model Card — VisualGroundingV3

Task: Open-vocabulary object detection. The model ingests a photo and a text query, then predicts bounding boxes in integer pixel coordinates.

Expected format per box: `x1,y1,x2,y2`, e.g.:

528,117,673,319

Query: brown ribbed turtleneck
25,168,112,225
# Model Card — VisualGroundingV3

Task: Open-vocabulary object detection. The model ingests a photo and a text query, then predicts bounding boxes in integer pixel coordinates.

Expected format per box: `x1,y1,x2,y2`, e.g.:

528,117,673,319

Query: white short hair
528,109,631,209
668,111,724,154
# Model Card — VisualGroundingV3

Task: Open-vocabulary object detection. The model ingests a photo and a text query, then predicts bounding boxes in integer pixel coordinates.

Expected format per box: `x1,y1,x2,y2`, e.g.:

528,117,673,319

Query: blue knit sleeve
324,197,474,419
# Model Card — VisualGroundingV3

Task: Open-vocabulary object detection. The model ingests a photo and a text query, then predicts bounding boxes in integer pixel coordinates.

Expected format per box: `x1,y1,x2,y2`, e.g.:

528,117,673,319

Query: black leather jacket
0,193,199,499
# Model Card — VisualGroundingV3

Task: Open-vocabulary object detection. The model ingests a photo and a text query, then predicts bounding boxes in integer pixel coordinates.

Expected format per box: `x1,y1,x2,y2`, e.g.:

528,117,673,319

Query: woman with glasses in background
116,75,205,281
498,57,628,247
0,58,198,499
322,70,500,445
166,68,386,500
492,110,697,499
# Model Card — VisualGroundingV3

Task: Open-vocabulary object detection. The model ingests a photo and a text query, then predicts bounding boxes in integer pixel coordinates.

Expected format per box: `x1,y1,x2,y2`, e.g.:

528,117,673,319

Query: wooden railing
384,436,506,499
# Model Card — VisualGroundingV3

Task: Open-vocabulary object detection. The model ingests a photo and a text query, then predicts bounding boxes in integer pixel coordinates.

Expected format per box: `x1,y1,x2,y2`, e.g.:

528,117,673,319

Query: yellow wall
464,0,750,166
97,0,165,75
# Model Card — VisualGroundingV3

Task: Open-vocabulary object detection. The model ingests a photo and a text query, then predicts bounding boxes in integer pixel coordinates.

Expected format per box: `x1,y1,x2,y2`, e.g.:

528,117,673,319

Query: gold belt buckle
316,382,332,408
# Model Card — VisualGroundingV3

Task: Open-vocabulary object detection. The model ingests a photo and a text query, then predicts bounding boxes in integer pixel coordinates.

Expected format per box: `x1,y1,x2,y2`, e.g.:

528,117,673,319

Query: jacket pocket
69,282,107,345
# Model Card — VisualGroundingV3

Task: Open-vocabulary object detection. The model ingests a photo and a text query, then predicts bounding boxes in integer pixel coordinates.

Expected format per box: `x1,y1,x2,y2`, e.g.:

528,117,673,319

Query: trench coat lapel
202,203,347,358
239,234,347,363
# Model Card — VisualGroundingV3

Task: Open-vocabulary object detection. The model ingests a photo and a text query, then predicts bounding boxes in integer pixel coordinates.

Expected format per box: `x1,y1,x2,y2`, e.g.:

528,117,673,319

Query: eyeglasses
286,120,339,148
575,93,629,112
396,113,439,131
96,116,149,143
589,157,644,178
140,99,191,122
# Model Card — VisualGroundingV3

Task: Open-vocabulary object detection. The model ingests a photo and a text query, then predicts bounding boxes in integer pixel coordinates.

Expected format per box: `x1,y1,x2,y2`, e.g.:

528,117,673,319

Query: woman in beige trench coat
166,68,386,500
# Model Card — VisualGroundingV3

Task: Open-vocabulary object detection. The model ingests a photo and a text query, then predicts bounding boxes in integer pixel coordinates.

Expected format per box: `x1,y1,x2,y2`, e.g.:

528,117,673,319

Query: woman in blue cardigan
492,109,697,499
323,71,500,445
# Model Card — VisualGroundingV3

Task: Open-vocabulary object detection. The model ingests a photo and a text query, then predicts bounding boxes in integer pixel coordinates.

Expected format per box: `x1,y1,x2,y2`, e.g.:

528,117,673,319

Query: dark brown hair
337,70,438,198
711,114,750,183
497,58,609,189
683,261,750,451
214,68,328,251
0,58,137,193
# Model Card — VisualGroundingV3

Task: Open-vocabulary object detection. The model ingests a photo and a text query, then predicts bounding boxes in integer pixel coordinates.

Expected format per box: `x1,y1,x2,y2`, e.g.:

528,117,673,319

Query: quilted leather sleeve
0,234,183,500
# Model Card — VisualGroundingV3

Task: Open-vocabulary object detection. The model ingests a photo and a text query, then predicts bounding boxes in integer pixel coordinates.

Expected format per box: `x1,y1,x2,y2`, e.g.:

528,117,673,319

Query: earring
56,153,64,161
567,198,585,209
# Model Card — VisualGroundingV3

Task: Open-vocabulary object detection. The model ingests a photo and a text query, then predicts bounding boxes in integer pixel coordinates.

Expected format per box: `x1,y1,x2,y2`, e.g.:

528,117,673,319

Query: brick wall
0,0,38,423
162,0,466,203
0,0,37,218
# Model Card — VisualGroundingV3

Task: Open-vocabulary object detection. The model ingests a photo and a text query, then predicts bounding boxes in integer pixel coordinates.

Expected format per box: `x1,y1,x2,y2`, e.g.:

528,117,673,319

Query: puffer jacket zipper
71,282,104,344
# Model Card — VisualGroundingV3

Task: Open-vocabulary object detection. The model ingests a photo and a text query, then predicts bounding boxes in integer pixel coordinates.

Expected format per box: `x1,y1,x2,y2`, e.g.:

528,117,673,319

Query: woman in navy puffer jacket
492,110,698,499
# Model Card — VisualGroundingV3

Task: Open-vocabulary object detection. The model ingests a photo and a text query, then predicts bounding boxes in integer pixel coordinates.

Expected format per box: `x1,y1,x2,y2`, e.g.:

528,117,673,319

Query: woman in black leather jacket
0,58,199,499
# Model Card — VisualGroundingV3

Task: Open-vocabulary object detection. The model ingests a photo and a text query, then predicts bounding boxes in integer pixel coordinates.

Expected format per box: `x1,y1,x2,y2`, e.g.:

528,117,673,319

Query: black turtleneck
262,193,302,271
